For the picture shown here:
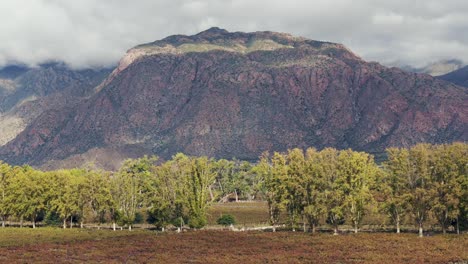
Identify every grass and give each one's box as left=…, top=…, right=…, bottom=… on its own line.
left=207, top=201, right=270, bottom=226
left=0, top=204, right=466, bottom=263
left=0, top=229, right=466, bottom=263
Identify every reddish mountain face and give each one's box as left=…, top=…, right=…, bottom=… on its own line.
left=1, top=28, right=467, bottom=169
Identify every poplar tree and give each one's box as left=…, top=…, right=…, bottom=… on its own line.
left=285, top=148, right=306, bottom=231
left=254, top=152, right=283, bottom=232
left=382, top=148, right=411, bottom=234
left=112, top=156, right=156, bottom=230
left=338, top=149, right=376, bottom=233
left=0, top=162, right=12, bottom=227
left=430, top=144, right=465, bottom=234
left=8, top=167, right=47, bottom=228
left=320, top=148, right=345, bottom=235
left=184, top=156, right=216, bottom=228
left=407, top=144, right=433, bottom=237
left=303, top=148, right=327, bottom=234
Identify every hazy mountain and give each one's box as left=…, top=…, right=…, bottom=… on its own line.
left=438, top=65, right=468, bottom=88
left=396, top=59, right=465, bottom=76
left=0, top=63, right=112, bottom=146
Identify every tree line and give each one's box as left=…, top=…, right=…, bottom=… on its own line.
left=256, top=143, right=467, bottom=236
left=0, top=143, right=466, bottom=236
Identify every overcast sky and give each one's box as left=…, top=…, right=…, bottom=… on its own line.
left=1, top=0, right=467, bottom=69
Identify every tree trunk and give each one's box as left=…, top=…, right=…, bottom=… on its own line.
left=442, top=225, right=446, bottom=235
left=456, top=217, right=460, bottom=235
left=2, top=218, right=5, bottom=228
left=418, top=223, right=423, bottom=237
left=32, top=215, right=36, bottom=229
left=333, top=226, right=338, bottom=235
left=20, top=217, right=23, bottom=228
left=128, top=225, right=132, bottom=231
left=235, top=190, right=239, bottom=202
left=80, top=221, right=83, bottom=229
left=303, top=220, right=306, bottom=233
left=113, top=222, right=116, bottom=231
left=70, top=216, right=73, bottom=229
left=162, top=227, right=165, bottom=232
left=209, top=186, right=214, bottom=202
left=63, top=218, right=67, bottom=229
left=312, top=223, right=316, bottom=234
left=354, top=221, right=358, bottom=233
left=272, top=225, right=276, bottom=232
left=396, top=214, right=401, bottom=234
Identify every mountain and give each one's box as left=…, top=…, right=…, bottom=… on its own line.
left=0, top=28, right=466, bottom=169
left=0, top=63, right=112, bottom=146
left=396, top=59, right=465, bottom=76
left=438, top=65, right=468, bottom=88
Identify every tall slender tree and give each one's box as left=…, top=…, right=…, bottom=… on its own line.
left=0, top=162, right=12, bottom=227
left=338, top=149, right=376, bottom=233
left=382, top=148, right=411, bottom=234
left=407, top=144, right=433, bottom=237
left=303, top=148, right=327, bottom=234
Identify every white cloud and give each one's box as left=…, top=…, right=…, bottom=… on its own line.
left=0, top=0, right=467, bottom=68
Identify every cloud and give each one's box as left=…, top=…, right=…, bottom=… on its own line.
left=0, top=0, right=467, bottom=68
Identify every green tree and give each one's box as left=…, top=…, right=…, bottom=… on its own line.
left=285, top=148, right=307, bottom=231
left=0, top=161, right=12, bottom=227
left=183, top=156, right=216, bottom=228
left=112, top=156, right=156, bottom=230
left=430, top=143, right=465, bottom=234
left=450, top=143, right=468, bottom=233
left=254, top=152, right=283, bottom=232
left=49, top=170, right=83, bottom=229
left=147, top=156, right=188, bottom=230
left=215, top=159, right=254, bottom=203
left=320, top=148, right=345, bottom=235
left=8, top=167, right=48, bottom=228
left=382, top=148, right=411, bottom=234
left=86, top=170, right=114, bottom=229
left=303, top=148, right=327, bottom=234
left=338, top=149, right=376, bottom=233
left=407, top=144, right=433, bottom=237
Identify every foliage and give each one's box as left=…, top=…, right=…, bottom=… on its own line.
left=216, top=214, right=236, bottom=226
left=0, top=142, right=466, bottom=237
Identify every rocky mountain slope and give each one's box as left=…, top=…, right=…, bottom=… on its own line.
left=438, top=65, right=468, bottom=88
left=0, top=63, right=111, bottom=146
left=0, top=28, right=466, bottom=169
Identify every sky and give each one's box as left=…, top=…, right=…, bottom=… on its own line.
left=1, top=0, right=467, bottom=69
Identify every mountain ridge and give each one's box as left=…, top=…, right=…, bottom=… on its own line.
left=0, top=28, right=466, bottom=170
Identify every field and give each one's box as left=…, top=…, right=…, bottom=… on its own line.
left=1, top=202, right=467, bottom=263
left=0, top=228, right=467, bottom=263
left=207, top=201, right=270, bottom=226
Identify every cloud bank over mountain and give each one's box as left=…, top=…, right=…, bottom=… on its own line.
left=1, top=0, right=467, bottom=68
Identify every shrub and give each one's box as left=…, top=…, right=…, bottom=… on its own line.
left=188, top=215, right=207, bottom=229
left=216, top=214, right=236, bottom=226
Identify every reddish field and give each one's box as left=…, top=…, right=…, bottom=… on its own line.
left=0, top=229, right=466, bottom=263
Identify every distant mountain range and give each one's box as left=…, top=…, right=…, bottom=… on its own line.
left=0, top=28, right=466, bottom=169
left=438, top=65, right=468, bottom=88
left=395, top=59, right=465, bottom=76
left=0, top=63, right=111, bottom=147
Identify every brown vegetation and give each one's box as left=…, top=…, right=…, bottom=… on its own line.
left=0, top=229, right=466, bottom=263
